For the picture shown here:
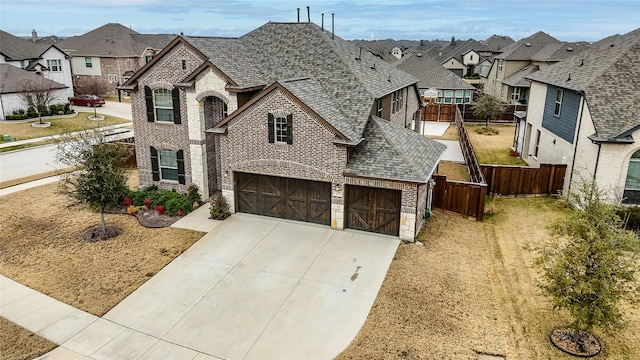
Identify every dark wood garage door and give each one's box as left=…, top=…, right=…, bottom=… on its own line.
left=235, top=172, right=331, bottom=225
left=346, top=185, right=401, bottom=236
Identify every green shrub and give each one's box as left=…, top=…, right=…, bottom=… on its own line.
left=187, top=184, right=201, bottom=204
left=26, top=106, right=38, bottom=118
left=165, top=196, right=193, bottom=216
left=210, top=195, right=231, bottom=220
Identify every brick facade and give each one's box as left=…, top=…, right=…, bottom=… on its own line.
left=130, top=43, right=205, bottom=194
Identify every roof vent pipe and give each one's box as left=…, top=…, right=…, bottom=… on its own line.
left=297, top=8, right=300, bottom=22
left=307, top=6, right=310, bottom=22
left=321, top=13, right=324, bottom=31
left=332, top=13, right=335, bottom=39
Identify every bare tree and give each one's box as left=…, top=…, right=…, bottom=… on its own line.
left=74, top=76, right=111, bottom=117
left=19, top=79, right=63, bottom=124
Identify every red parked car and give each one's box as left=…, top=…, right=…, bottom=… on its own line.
left=69, top=95, right=105, bottom=107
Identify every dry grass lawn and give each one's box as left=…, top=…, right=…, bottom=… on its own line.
left=0, top=181, right=204, bottom=316
left=0, top=318, right=56, bottom=360
left=0, top=112, right=129, bottom=142
left=436, top=161, right=470, bottom=182
left=338, top=197, right=640, bottom=359
left=467, top=124, right=527, bottom=166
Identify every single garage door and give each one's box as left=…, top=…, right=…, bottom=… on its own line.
left=235, top=172, right=331, bottom=225
left=346, top=185, right=401, bottom=236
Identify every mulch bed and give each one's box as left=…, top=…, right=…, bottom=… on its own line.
left=106, top=207, right=181, bottom=228
left=81, top=225, right=124, bottom=242
left=550, top=327, right=602, bottom=357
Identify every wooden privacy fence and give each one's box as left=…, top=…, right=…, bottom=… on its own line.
left=455, top=107, right=485, bottom=184
left=422, top=104, right=527, bottom=123
left=481, top=163, right=567, bottom=197
left=432, top=175, right=487, bottom=221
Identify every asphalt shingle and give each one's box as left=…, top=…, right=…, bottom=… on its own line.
left=0, top=64, right=67, bottom=94
left=527, top=28, right=640, bottom=140
left=346, top=117, right=446, bottom=182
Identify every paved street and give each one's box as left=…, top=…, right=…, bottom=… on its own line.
left=0, top=101, right=133, bottom=184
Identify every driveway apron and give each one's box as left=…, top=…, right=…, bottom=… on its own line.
left=63, top=214, right=399, bottom=360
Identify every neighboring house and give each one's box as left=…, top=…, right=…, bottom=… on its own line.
left=394, top=52, right=475, bottom=104
left=0, top=64, right=68, bottom=120
left=420, top=38, right=490, bottom=77
left=482, top=34, right=515, bottom=56
left=356, top=39, right=408, bottom=62
left=481, top=31, right=589, bottom=104
left=0, top=30, right=73, bottom=100
left=122, top=22, right=446, bottom=241
left=58, top=23, right=174, bottom=96
left=520, top=27, right=640, bottom=204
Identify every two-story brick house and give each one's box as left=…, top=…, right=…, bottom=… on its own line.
left=122, top=22, right=445, bottom=241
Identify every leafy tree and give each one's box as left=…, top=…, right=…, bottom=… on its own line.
left=472, top=94, right=505, bottom=129
left=536, top=181, right=640, bottom=348
left=57, top=130, right=130, bottom=235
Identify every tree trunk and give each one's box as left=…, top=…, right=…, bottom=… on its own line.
left=100, top=210, right=106, bottom=232
left=94, top=106, right=98, bottom=118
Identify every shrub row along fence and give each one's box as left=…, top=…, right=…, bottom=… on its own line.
left=422, top=103, right=527, bottom=123
left=430, top=107, right=566, bottom=221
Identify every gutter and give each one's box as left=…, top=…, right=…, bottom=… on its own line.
left=568, top=94, right=586, bottom=194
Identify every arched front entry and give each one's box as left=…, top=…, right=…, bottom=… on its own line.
left=202, top=96, right=227, bottom=197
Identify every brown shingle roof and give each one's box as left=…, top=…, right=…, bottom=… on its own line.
left=0, top=64, right=67, bottom=94
left=58, top=23, right=175, bottom=57
left=527, top=28, right=640, bottom=140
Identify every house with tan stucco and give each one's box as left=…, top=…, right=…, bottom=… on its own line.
left=121, top=21, right=446, bottom=241
left=519, top=27, right=640, bottom=203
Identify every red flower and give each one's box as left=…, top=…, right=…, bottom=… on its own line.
left=122, top=197, right=133, bottom=206
left=177, top=209, right=185, bottom=217
left=155, top=205, right=165, bottom=215
left=144, top=198, right=152, bottom=208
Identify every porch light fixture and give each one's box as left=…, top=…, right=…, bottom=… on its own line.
left=224, top=170, right=230, bottom=178
left=334, top=183, right=342, bottom=191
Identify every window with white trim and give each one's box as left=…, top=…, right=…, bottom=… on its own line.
left=85, top=57, right=93, bottom=68
left=554, top=89, right=563, bottom=116
left=275, top=116, right=288, bottom=143
left=497, top=59, right=503, bottom=72
left=159, top=149, right=178, bottom=181
left=512, top=88, right=521, bottom=102
left=47, top=59, right=61, bottom=72
left=153, top=88, right=174, bottom=122
left=623, top=150, right=640, bottom=204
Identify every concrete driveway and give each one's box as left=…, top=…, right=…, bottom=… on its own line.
left=58, top=214, right=399, bottom=360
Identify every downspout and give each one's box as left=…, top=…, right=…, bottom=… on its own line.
left=592, top=143, right=601, bottom=184
left=404, top=87, right=409, bottom=128
left=567, top=94, right=586, bottom=195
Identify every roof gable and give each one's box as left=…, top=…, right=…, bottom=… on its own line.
left=212, top=80, right=352, bottom=140
left=0, top=30, right=52, bottom=60
left=394, top=53, right=474, bottom=90
left=527, top=28, right=640, bottom=140
left=496, top=31, right=561, bottom=61
left=58, top=23, right=174, bottom=57
left=345, top=116, right=446, bottom=182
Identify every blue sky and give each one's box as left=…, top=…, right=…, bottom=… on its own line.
left=1, top=0, right=638, bottom=42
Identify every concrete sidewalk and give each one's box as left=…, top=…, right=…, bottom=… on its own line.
left=2, top=206, right=399, bottom=360
left=0, top=122, right=133, bottom=149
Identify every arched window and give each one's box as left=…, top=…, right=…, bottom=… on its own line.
left=623, top=149, right=640, bottom=204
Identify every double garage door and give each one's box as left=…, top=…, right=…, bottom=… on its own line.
left=235, top=172, right=332, bottom=225
left=235, top=172, right=401, bottom=236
